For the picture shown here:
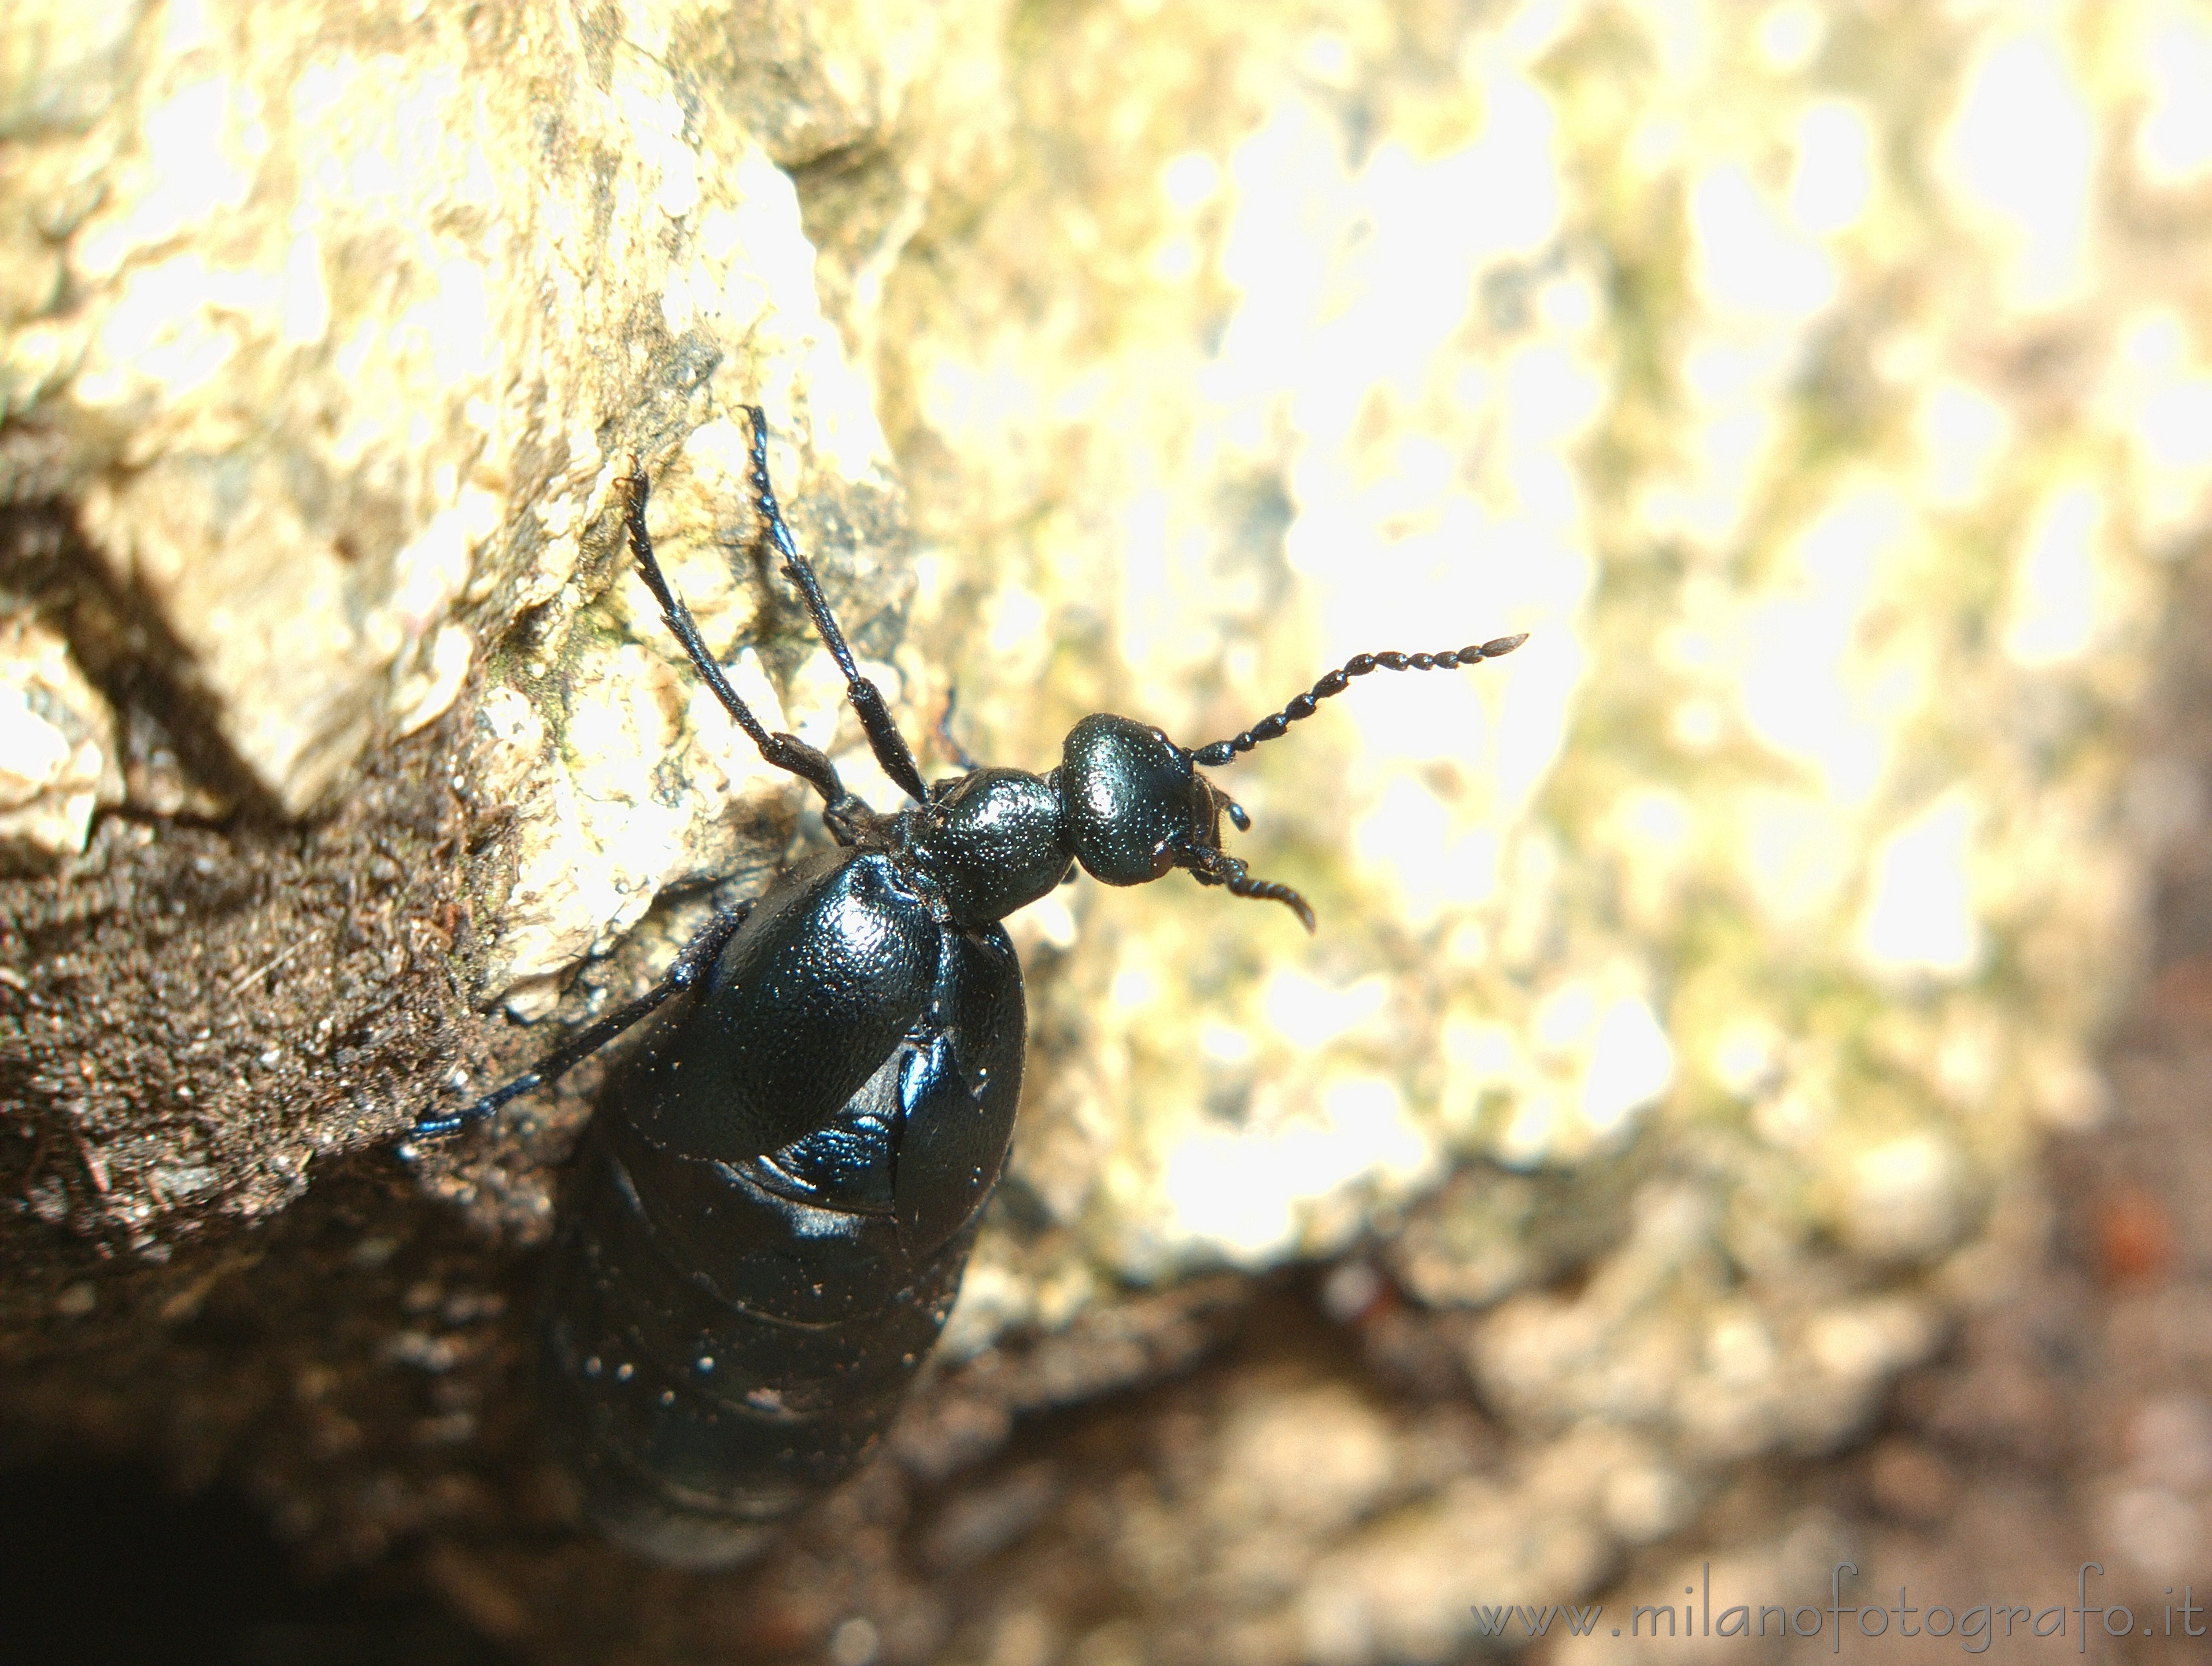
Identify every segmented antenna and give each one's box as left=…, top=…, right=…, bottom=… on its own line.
left=1180, top=841, right=1317, bottom=932
left=1190, top=635, right=1528, bottom=767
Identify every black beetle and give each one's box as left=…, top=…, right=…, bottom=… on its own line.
left=412, top=407, right=1525, bottom=1565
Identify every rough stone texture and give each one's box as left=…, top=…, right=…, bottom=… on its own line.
left=1, top=0, right=915, bottom=1014
left=0, top=0, right=926, bottom=1252
left=847, top=6, right=2210, bottom=1658
left=4, top=1, right=2212, bottom=1664
left=0, top=609, right=122, bottom=868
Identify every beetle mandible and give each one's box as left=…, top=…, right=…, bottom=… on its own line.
left=411, top=407, right=1526, bottom=1567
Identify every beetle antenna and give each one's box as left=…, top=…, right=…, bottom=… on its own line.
left=1179, top=841, right=1316, bottom=933
left=1189, top=633, right=1529, bottom=767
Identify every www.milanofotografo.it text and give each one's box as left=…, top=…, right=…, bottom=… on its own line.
left=1470, top=1562, right=2207, bottom=1651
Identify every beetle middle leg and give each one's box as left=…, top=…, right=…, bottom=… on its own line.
left=408, top=900, right=752, bottom=1139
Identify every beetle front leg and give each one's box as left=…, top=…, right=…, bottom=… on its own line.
left=408, top=901, right=754, bottom=1141
left=618, top=458, right=857, bottom=813
left=741, top=407, right=932, bottom=806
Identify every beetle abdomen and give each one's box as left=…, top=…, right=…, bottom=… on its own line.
left=541, top=1118, right=978, bottom=1567
left=541, top=913, right=1026, bottom=1567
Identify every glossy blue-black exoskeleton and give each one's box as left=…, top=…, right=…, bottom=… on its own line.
left=411, top=407, right=1526, bottom=1566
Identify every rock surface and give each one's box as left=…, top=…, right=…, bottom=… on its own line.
left=3, top=1, right=2210, bottom=1664
left=0, top=610, right=121, bottom=868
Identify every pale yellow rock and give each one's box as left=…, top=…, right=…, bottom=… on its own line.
left=1, top=0, right=921, bottom=1012
left=8, top=0, right=2212, bottom=1647
left=0, top=611, right=122, bottom=867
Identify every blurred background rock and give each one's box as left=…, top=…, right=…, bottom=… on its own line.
left=3, top=0, right=2210, bottom=1661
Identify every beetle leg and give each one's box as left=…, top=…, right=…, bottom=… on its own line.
left=616, top=459, right=856, bottom=813
left=934, top=681, right=984, bottom=775
left=408, top=901, right=754, bottom=1141
left=741, top=406, right=932, bottom=807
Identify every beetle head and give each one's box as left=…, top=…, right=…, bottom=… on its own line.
left=1057, top=713, right=1313, bottom=930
